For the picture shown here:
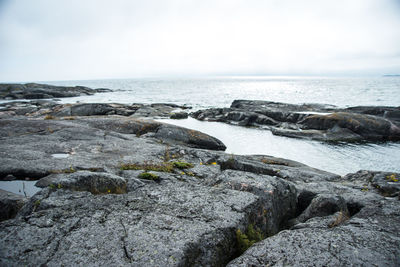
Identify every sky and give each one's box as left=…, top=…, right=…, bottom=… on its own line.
left=0, top=0, right=399, bottom=82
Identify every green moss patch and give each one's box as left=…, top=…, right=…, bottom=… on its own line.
left=261, top=158, right=289, bottom=166
left=138, top=172, right=160, bottom=181
left=236, top=224, right=264, bottom=254
left=120, top=161, right=194, bottom=172
left=172, top=161, right=194, bottom=169
left=120, top=162, right=174, bottom=172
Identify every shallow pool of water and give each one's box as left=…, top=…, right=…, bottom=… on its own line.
left=158, top=118, right=400, bottom=176
left=51, top=153, right=70, bottom=159
left=0, top=180, right=41, bottom=197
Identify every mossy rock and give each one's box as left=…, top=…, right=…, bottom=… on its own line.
left=120, top=162, right=174, bottom=172
left=236, top=224, right=264, bottom=254
left=138, top=172, right=160, bottom=181
left=172, top=161, right=194, bottom=169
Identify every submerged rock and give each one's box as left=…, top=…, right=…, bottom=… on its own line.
left=192, top=100, right=400, bottom=142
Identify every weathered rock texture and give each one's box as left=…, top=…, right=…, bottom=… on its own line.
left=0, top=115, right=295, bottom=266
left=192, top=100, right=400, bottom=142
left=227, top=168, right=400, bottom=266
left=0, top=114, right=399, bottom=266
left=0, top=92, right=399, bottom=266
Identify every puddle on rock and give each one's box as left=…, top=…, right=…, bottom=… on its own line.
left=51, top=153, right=70, bottom=159
left=0, top=180, right=41, bottom=197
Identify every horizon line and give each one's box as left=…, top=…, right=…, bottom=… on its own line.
left=2, top=73, right=398, bottom=84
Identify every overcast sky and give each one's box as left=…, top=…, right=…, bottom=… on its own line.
left=0, top=0, right=399, bottom=82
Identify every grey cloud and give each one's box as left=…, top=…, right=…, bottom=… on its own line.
left=0, top=0, right=399, bottom=81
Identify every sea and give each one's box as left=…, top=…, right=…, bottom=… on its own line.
left=2, top=76, right=400, bottom=196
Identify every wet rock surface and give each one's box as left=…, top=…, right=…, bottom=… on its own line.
left=0, top=87, right=399, bottom=266
left=192, top=99, right=400, bottom=142
left=0, top=83, right=111, bottom=100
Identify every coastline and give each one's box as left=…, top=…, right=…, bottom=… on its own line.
left=0, top=83, right=399, bottom=266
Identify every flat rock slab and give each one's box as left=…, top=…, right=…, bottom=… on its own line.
left=0, top=117, right=225, bottom=182
left=0, top=181, right=259, bottom=266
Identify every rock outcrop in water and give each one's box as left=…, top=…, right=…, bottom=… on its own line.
left=0, top=87, right=399, bottom=266
left=0, top=83, right=112, bottom=100
left=192, top=100, right=400, bottom=142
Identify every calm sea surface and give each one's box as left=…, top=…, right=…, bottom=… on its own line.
left=2, top=76, right=400, bottom=195
left=48, top=76, right=400, bottom=109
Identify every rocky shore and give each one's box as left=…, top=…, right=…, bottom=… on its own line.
left=0, top=83, right=112, bottom=100
left=0, top=84, right=399, bottom=266
left=192, top=100, right=400, bottom=142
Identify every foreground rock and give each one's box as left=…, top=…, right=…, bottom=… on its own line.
left=229, top=199, right=400, bottom=266
left=0, top=83, right=112, bottom=100
left=192, top=100, right=400, bottom=142
left=225, top=162, right=400, bottom=266
left=0, top=109, right=399, bottom=266
left=0, top=115, right=290, bottom=266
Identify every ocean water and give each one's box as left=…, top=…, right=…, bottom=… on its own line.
left=2, top=76, right=400, bottom=196
left=47, top=76, right=400, bottom=109
left=158, top=117, right=400, bottom=175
